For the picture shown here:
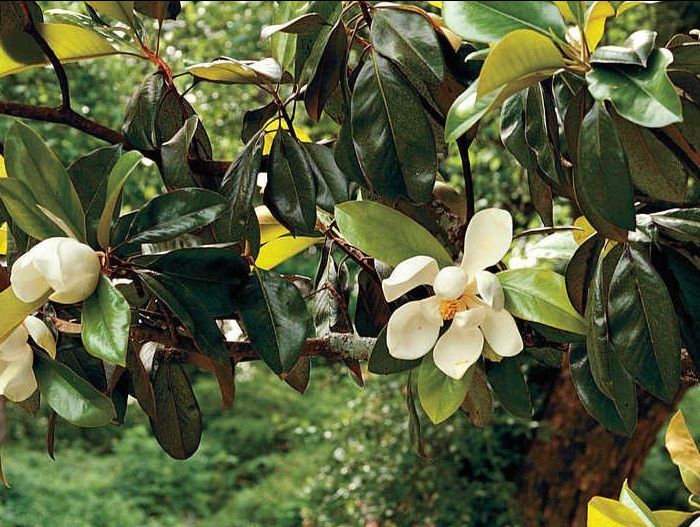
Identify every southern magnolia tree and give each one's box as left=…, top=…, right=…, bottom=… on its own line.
left=0, top=0, right=699, bottom=525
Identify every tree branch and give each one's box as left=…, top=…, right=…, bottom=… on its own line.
left=0, top=101, right=122, bottom=143
left=19, top=0, right=71, bottom=110
left=130, top=326, right=375, bottom=364
left=0, top=100, right=231, bottom=178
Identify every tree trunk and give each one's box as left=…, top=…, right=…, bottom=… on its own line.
left=520, top=360, right=687, bottom=527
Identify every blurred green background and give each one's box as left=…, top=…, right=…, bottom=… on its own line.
left=1, top=2, right=699, bottom=526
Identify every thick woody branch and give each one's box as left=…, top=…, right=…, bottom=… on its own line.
left=0, top=101, right=123, bottom=143
left=0, top=101, right=230, bottom=178
left=130, top=326, right=375, bottom=364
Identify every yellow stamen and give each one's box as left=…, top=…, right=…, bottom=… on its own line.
left=439, top=295, right=470, bottom=320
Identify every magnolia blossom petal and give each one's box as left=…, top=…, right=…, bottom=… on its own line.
left=387, top=297, right=442, bottom=360
left=0, top=345, right=36, bottom=402
left=433, top=266, right=469, bottom=300
left=31, top=238, right=101, bottom=304
left=382, top=256, right=439, bottom=302
left=23, top=316, right=56, bottom=359
left=461, top=208, right=513, bottom=276
left=433, top=317, right=484, bottom=379
left=475, top=270, right=505, bottom=311
left=10, top=252, right=52, bottom=303
left=0, top=324, right=29, bottom=361
left=480, top=308, right=523, bottom=358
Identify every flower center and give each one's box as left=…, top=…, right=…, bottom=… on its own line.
left=439, top=294, right=470, bottom=320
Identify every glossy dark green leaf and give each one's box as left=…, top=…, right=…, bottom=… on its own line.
left=155, top=84, right=212, bottom=159
left=418, top=354, right=473, bottom=425
left=150, top=361, right=202, bottom=460
left=528, top=170, right=553, bottom=227
left=351, top=52, right=437, bottom=203
left=585, top=247, right=637, bottom=436
left=524, top=84, right=565, bottom=188
left=591, top=30, right=656, bottom=66
left=651, top=208, right=700, bottom=244
left=304, top=19, right=346, bottom=121
left=608, top=245, right=681, bottom=402
left=85, top=1, right=134, bottom=26
left=371, top=8, right=444, bottom=84
left=263, top=130, right=317, bottom=235
left=34, top=353, right=116, bottom=428
left=57, top=335, right=108, bottom=392
left=0, top=2, right=42, bottom=42
left=612, top=112, right=687, bottom=203
left=96, top=150, right=142, bottom=249
left=123, top=73, right=211, bottom=158
left=220, top=132, right=265, bottom=241
left=0, top=178, right=63, bottom=239
left=443, top=1, right=566, bottom=43
left=575, top=102, right=636, bottom=240
left=123, top=73, right=165, bottom=150
left=68, top=145, right=123, bottom=248
left=570, top=344, right=635, bottom=436
left=283, top=355, right=311, bottom=394
left=313, top=253, right=351, bottom=335
left=241, top=102, right=276, bottom=143
left=354, top=269, right=392, bottom=338
left=334, top=120, right=366, bottom=186
left=565, top=235, right=600, bottom=316
left=486, top=357, right=532, bottom=418
left=236, top=268, right=310, bottom=374
left=302, top=143, right=349, bottom=212
left=140, top=247, right=249, bottom=318
left=262, top=12, right=328, bottom=39
left=139, top=271, right=228, bottom=362
left=406, top=371, right=427, bottom=458
left=334, top=200, right=453, bottom=267
left=586, top=49, right=683, bottom=128
left=501, top=90, right=537, bottom=171
left=368, top=327, right=421, bottom=375
left=134, top=1, right=181, bottom=21
left=81, top=275, right=131, bottom=366
left=3, top=121, right=85, bottom=240
left=663, top=248, right=700, bottom=369
left=126, top=346, right=156, bottom=419
left=160, top=116, right=199, bottom=189
left=294, top=1, right=341, bottom=79
left=127, top=188, right=227, bottom=243
left=461, top=367, right=493, bottom=428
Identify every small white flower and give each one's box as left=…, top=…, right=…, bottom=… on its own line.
left=11, top=237, right=102, bottom=304
left=382, top=208, right=523, bottom=379
left=0, top=316, right=56, bottom=402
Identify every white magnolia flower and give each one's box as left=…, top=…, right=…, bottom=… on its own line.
left=11, top=237, right=102, bottom=304
left=382, top=209, right=523, bottom=379
left=0, top=316, right=56, bottom=402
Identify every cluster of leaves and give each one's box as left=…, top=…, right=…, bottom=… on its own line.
left=0, top=0, right=698, bottom=482
left=588, top=410, right=700, bottom=526
left=438, top=1, right=700, bottom=439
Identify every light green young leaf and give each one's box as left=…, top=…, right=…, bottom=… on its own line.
left=97, top=150, right=142, bottom=249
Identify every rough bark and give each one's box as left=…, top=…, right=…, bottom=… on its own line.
left=520, top=362, right=687, bottom=527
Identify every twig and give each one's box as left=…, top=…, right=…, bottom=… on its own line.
left=19, top=0, right=71, bottom=110
left=358, top=1, right=373, bottom=28
left=513, top=226, right=583, bottom=240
